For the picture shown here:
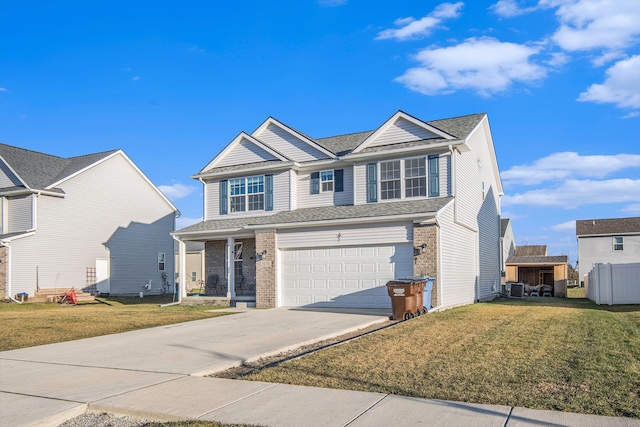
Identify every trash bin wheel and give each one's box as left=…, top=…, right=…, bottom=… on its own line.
left=404, top=312, right=414, bottom=320
left=421, top=307, right=427, bottom=315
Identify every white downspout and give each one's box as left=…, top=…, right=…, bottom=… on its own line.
left=2, top=241, right=21, bottom=304
left=162, top=236, right=185, bottom=307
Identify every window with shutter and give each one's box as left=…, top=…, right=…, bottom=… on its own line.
left=366, top=163, right=378, bottom=203
left=428, top=155, right=440, bottom=197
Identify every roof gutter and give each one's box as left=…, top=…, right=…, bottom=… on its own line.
left=247, top=212, right=438, bottom=231
left=342, top=140, right=469, bottom=161
left=162, top=235, right=185, bottom=307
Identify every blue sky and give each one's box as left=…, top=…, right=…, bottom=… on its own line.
left=1, top=0, right=638, bottom=265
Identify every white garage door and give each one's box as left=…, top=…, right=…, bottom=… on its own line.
left=280, top=244, right=413, bottom=308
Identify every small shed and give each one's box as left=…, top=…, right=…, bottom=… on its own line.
left=505, top=246, right=568, bottom=297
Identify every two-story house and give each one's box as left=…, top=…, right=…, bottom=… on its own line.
left=576, top=217, right=640, bottom=282
left=0, top=144, right=178, bottom=300
left=174, top=111, right=503, bottom=310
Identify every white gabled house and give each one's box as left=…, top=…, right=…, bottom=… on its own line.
left=174, top=111, right=504, bottom=310
left=0, top=144, right=178, bottom=300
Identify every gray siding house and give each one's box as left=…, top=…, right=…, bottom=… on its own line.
left=174, top=111, right=503, bottom=310
left=577, top=217, right=640, bottom=282
left=0, top=144, right=178, bottom=299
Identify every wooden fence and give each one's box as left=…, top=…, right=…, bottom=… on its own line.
left=586, top=263, right=640, bottom=305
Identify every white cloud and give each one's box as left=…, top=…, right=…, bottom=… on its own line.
left=547, top=220, right=576, bottom=232
left=132, top=76, right=141, bottom=81
left=545, top=52, right=570, bottom=68
left=158, top=183, right=198, bottom=200
left=490, top=0, right=538, bottom=17
left=501, top=152, right=640, bottom=185
left=549, top=0, right=640, bottom=52
left=376, top=2, right=463, bottom=41
left=621, top=204, right=640, bottom=214
left=0, top=87, right=7, bottom=92
left=591, top=50, right=625, bottom=67
left=623, top=111, right=640, bottom=119
left=502, top=178, right=640, bottom=208
left=396, top=37, right=547, bottom=96
left=578, top=55, right=640, bottom=109
left=176, top=216, right=203, bottom=230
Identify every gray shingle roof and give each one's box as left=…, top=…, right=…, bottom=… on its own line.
left=515, top=245, right=547, bottom=256
left=176, top=197, right=453, bottom=235
left=427, top=113, right=486, bottom=139
left=576, top=217, right=640, bottom=236
left=0, top=144, right=118, bottom=191
left=506, top=255, right=568, bottom=264
left=315, top=131, right=374, bottom=156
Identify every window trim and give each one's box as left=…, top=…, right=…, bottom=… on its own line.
left=227, top=175, right=265, bottom=213
left=158, top=253, right=166, bottom=272
left=320, top=170, right=334, bottom=192
left=375, top=156, right=437, bottom=201
left=613, top=236, right=624, bottom=251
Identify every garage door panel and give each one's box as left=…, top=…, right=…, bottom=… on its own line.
left=281, top=243, right=413, bottom=308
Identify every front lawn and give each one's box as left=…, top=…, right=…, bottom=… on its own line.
left=0, top=296, right=230, bottom=351
left=245, top=297, right=640, bottom=418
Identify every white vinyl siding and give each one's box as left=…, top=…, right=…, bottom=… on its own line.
left=215, top=138, right=280, bottom=168
left=8, top=153, right=176, bottom=296
left=0, top=161, right=22, bottom=187
left=296, top=168, right=353, bottom=209
left=205, top=170, right=290, bottom=219
left=354, top=153, right=449, bottom=205
left=289, top=170, right=297, bottom=210
left=278, top=222, right=413, bottom=249
left=7, top=194, right=33, bottom=232
left=367, top=117, right=440, bottom=148
left=438, top=202, right=477, bottom=308
left=253, top=123, right=330, bottom=162
left=280, top=243, right=414, bottom=308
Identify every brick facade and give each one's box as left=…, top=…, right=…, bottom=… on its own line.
left=0, top=246, right=7, bottom=300
left=413, top=223, right=439, bottom=308
left=255, top=231, right=276, bottom=308
left=204, top=238, right=257, bottom=298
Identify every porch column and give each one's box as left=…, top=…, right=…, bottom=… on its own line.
left=227, top=237, right=235, bottom=299
left=177, top=239, right=187, bottom=298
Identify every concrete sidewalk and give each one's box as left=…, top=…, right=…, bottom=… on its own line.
left=1, top=307, right=638, bottom=427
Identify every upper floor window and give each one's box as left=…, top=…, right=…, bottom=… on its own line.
left=310, top=169, right=344, bottom=194
left=320, top=170, right=334, bottom=192
left=369, top=156, right=437, bottom=203
left=613, top=236, right=624, bottom=251
left=380, top=161, right=401, bottom=200
left=220, top=175, right=273, bottom=215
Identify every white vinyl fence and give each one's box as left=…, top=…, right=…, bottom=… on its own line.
left=586, top=263, right=640, bottom=305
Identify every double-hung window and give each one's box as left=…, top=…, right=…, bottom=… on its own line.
left=613, top=236, right=624, bottom=251
left=404, top=158, right=426, bottom=197
left=229, top=178, right=246, bottom=212
left=320, top=170, right=334, bottom=192
left=380, top=160, right=401, bottom=200
left=247, top=176, right=264, bottom=211
left=229, top=176, right=264, bottom=212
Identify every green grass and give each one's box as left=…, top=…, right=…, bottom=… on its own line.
left=245, top=298, right=640, bottom=418
left=567, top=286, right=586, bottom=298
left=0, top=297, right=230, bottom=351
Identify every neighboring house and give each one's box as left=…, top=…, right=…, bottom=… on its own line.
left=175, top=241, right=205, bottom=291
left=174, top=110, right=503, bottom=310
left=505, top=245, right=568, bottom=293
left=576, top=217, right=640, bottom=283
left=500, top=218, right=516, bottom=284
left=0, top=144, right=178, bottom=300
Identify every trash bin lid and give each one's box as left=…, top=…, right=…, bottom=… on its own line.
left=387, top=280, right=414, bottom=285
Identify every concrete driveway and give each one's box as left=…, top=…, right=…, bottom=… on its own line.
left=1, top=307, right=389, bottom=376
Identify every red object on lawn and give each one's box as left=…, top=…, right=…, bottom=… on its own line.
left=60, top=289, right=77, bottom=305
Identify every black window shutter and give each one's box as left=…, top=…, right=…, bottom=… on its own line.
left=310, top=172, right=320, bottom=194
left=334, top=169, right=344, bottom=192
left=428, top=155, right=439, bottom=197
left=366, top=163, right=377, bottom=203
left=219, top=180, right=228, bottom=215
left=265, top=174, right=273, bottom=211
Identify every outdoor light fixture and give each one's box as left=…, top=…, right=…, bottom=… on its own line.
left=414, top=243, right=427, bottom=256
left=255, top=249, right=268, bottom=261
